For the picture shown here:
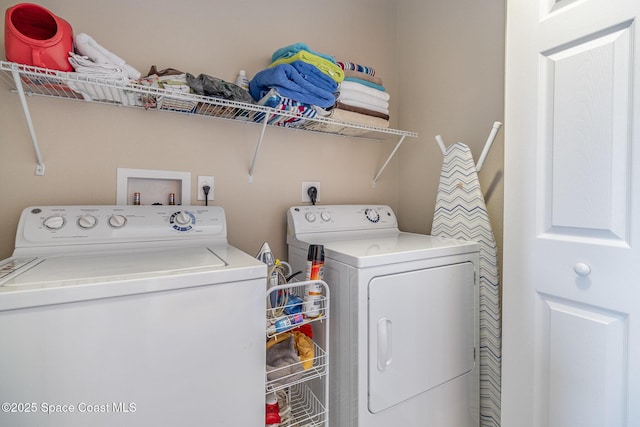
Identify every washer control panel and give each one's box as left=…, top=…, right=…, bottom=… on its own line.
left=15, top=205, right=227, bottom=250
left=287, top=205, right=398, bottom=235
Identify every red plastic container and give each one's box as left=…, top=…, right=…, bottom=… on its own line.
left=4, top=3, right=73, bottom=71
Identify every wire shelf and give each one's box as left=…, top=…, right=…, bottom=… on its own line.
left=266, top=339, right=328, bottom=393
left=0, top=60, right=417, bottom=183
left=0, top=61, right=416, bottom=138
left=286, top=383, right=328, bottom=427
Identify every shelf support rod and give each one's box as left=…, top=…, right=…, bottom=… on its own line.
left=372, top=135, right=406, bottom=188
left=248, top=112, right=272, bottom=183
left=12, top=69, right=45, bottom=175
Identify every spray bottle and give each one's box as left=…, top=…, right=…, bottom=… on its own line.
left=256, top=242, right=279, bottom=307
left=303, top=244, right=324, bottom=318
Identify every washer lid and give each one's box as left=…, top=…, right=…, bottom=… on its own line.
left=3, top=246, right=225, bottom=288
left=321, top=232, right=479, bottom=268
left=0, top=245, right=266, bottom=310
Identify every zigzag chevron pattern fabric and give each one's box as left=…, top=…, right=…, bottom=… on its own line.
left=431, top=142, right=501, bottom=427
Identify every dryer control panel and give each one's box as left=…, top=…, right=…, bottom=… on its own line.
left=287, top=205, right=399, bottom=235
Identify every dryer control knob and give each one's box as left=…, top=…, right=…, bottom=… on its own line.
left=365, top=208, right=380, bottom=223
left=43, top=215, right=65, bottom=230
left=321, top=212, right=331, bottom=222
left=77, top=214, right=97, bottom=229
left=108, top=214, right=127, bottom=228
left=305, top=212, right=316, bottom=222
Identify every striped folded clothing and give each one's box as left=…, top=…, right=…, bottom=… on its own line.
left=336, top=61, right=376, bottom=76
left=253, top=89, right=318, bottom=128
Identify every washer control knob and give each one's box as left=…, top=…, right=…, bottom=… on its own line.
left=320, top=212, right=332, bottom=222
left=108, top=214, right=127, bottom=228
left=174, top=211, right=192, bottom=226
left=365, top=208, right=380, bottom=223
left=77, top=214, right=97, bottom=229
left=305, top=212, right=317, bottom=222
left=43, top=215, right=65, bottom=230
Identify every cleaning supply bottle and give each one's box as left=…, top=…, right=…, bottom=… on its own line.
left=265, top=391, right=281, bottom=426
left=303, top=244, right=324, bottom=318
left=257, top=242, right=279, bottom=308
left=267, top=313, right=304, bottom=334
left=235, top=69, right=249, bottom=90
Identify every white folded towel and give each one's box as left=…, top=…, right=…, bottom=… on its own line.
left=74, top=33, right=141, bottom=80
left=338, top=80, right=390, bottom=101
left=337, top=80, right=390, bottom=113
left=68, top=52, right=128, bottom=79
left=337, top=91, right=389, bottom=111
left=67, top=52, right=138, bottom=105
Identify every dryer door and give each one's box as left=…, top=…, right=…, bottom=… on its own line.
left=368, top=262, right=476, bottom=413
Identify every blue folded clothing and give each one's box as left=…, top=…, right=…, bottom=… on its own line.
left=249, top=63, right=337, bottom=108
left=289, top=60, right=338, bottom=93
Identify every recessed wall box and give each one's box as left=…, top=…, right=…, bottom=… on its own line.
left=116, top=168, right=191, bottom=206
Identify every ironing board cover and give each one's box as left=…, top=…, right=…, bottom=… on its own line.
left=431, top=142, right=501, bottom=427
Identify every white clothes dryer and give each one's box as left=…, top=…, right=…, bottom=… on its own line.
left=0, top=205, right=267, bottom=427
left=287, top=205, right=480, bottom=427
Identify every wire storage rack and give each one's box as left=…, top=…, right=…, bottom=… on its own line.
left=266, top=281, right=329, bottom=427
left=0, top=61, right=417, bottom=183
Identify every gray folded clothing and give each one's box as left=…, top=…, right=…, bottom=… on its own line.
left=186, top=73, right=254, bottom=103
left=266, top=334, right=304, bottom=386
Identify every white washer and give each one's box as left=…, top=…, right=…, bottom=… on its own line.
left=0, top=205, right=266, bottom=427
left=287, top=205, right=480, bottom=427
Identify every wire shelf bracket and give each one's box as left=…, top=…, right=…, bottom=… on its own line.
left=11, top=68, right=45, bottom=175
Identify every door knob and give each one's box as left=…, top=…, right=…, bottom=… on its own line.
left=573, top=262, right=591, bottom=277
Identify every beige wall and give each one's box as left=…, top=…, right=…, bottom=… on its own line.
left=396, top=0, right=505, bottom=270
left=0, top=0, right=505, bottom=266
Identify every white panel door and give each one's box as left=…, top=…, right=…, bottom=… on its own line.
left=503, top=0, right=640, bottom=426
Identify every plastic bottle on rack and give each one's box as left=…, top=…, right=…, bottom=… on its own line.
left=257, top=242, right=278, bottom=307
left=235, top=69, right=249, bottom=90
left=265, top=391, right=281, bottom=426
left=303, top=244, right=324, bottom=318
left=267, top=313, right=304, bottom=335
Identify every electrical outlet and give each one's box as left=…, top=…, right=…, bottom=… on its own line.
left=301, top=181, right=320, bottom=203
left=197, top=176, right=214, bottom=201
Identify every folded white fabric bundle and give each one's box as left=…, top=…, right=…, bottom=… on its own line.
left=68, top=52, right=129, bottom=79
left=74, top=33, right=141, bottom=80
left=67, top=52, right=138, bottom=105
left=66, top=79, right=138, bottom=106
left=337, top=80, right=390, bottom=115
left=337, top=91, right=389, bottom=111
left=338, top=80, right=390, bottom=101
